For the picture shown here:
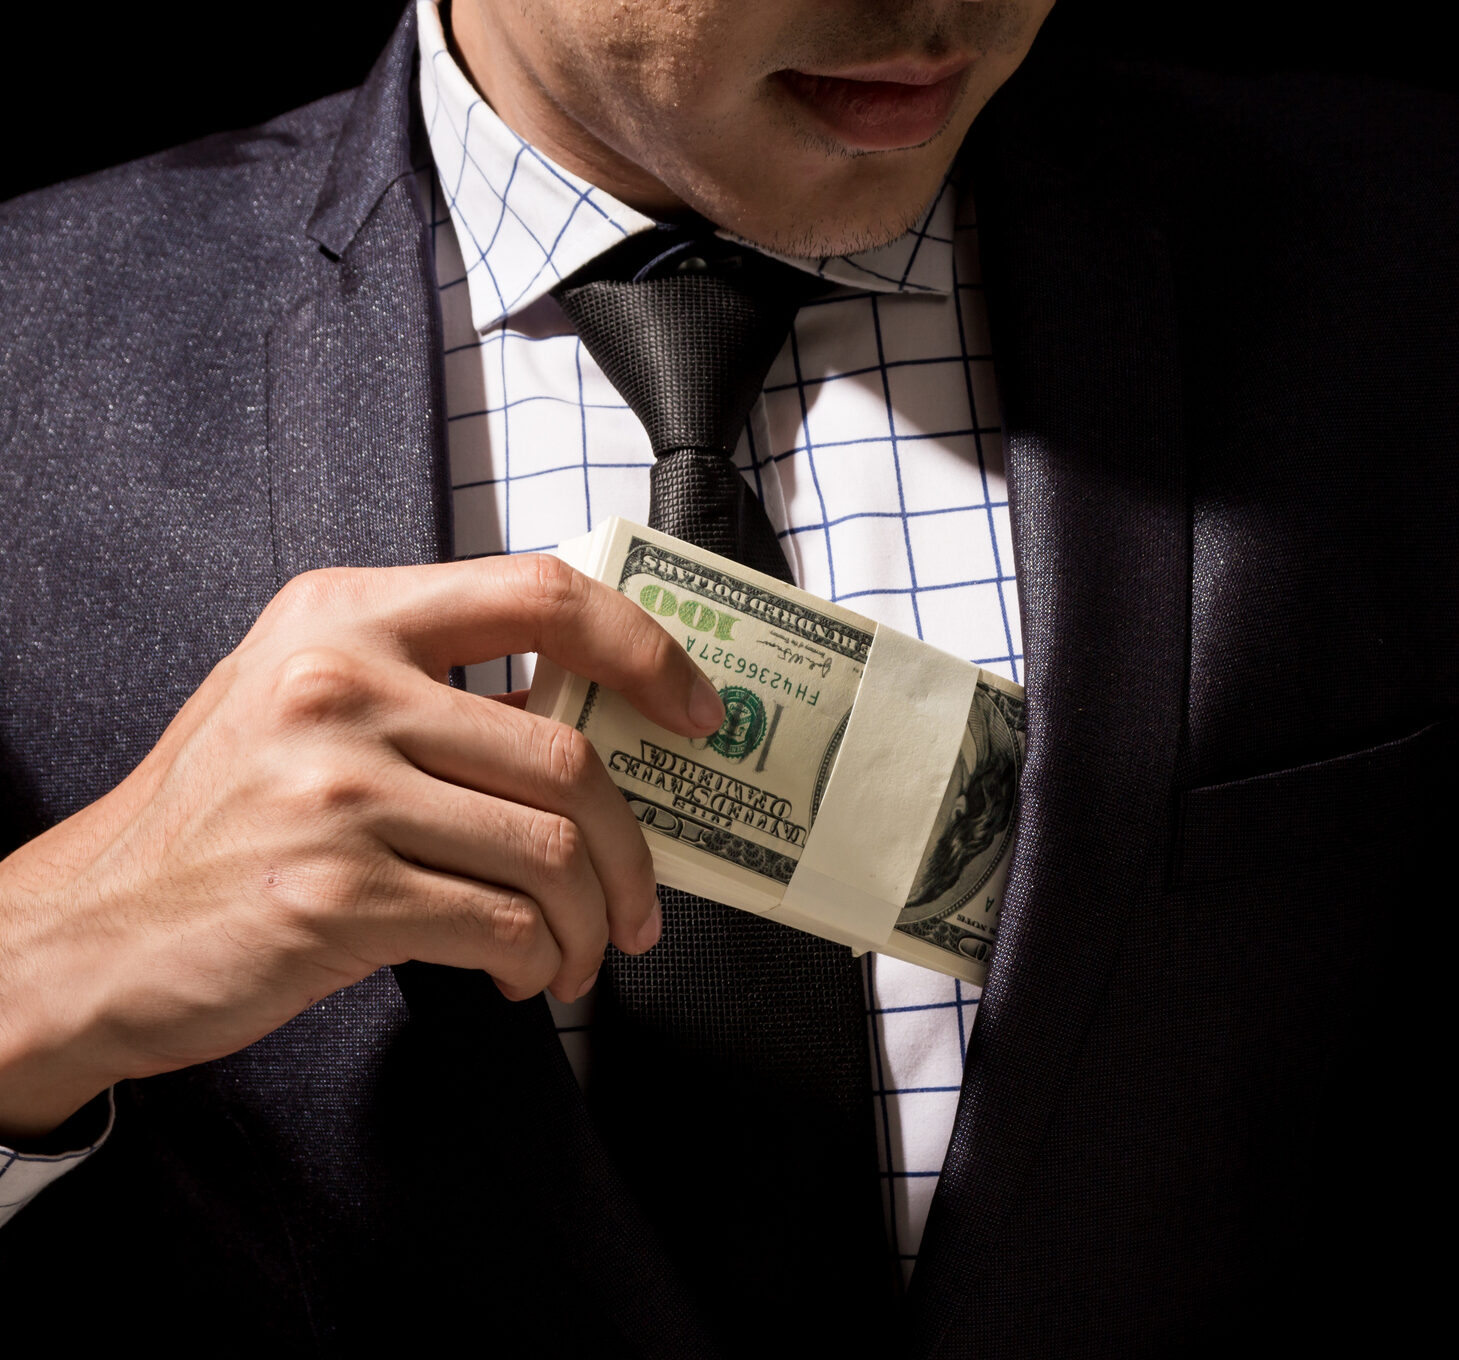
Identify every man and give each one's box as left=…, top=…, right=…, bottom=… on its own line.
left=0, top=0, right=1452, bottom=1353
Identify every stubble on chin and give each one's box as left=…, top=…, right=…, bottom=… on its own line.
left=755, top=181, right=947, bottom=260
left=692, top=114, right=965, bottom=261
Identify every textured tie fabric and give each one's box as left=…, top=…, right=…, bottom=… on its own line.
left=553, top=230, right=896, bottom=1351
left=555, top=230, right=811, bottom=572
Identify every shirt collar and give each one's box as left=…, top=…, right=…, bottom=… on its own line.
left=416, top=0, right=955, bottom=336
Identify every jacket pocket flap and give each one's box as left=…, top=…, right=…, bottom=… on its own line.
left=1174, top=720, right=1448, bottom=887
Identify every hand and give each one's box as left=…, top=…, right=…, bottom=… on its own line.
left=0, top=556, right=724, bottom=1141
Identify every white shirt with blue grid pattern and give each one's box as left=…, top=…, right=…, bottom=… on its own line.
left=417, top=0, right=1022, bottom=1283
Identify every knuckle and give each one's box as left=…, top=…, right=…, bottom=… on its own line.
left=282, top=760, right=375, bottom=819
left=528, top=811, right=584, bottom=885
left=540, top=722, right=597, bottom=794
left=274, top=567, right=354, bottom=617
left=517, top=553, right=586, bottom=622
left=271, top=647, right=368, bottom=724
left=487, top=891, right=545, bottom=958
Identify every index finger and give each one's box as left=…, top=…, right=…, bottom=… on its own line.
left=371, top=555, right=725, bottom=737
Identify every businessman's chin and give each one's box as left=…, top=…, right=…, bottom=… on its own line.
left=691, top=122, right=965, bottom=260
left=561, top=71, right=980, bottom=262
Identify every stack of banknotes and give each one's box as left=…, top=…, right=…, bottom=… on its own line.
left=527, top=518, right=1026, bottom=985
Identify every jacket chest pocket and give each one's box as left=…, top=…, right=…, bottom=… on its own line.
left=1172, top=720, right=1446, bottom=888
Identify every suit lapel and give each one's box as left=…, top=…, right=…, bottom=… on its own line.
left=266, top=187, right=449, bottom=580
left=267, top=3, right=447, bottom=582
left=263, top=10, right=714, bottom=1349
left=905, top=62, right=1192, bottom=1355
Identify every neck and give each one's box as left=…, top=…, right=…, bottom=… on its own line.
left=447, top=2, right=689, bottom=219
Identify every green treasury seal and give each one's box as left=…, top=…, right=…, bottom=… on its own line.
left=710, top=686, right=767, bottom=761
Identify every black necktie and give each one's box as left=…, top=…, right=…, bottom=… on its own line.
left=554, top=229, right=895, bottom=1350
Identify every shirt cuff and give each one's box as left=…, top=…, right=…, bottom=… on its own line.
left=0, top=1088, right=115, bottom=1228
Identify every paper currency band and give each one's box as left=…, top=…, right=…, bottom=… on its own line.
left=772, top=623, right=978, bottom=954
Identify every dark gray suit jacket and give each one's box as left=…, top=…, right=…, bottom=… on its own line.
left=1, top=7, right=1453, bottom=1355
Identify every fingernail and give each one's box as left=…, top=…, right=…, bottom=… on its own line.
left=635, top=897, right=663, bottom=953
left=688, top=674, right=724, bottom=731
left=575, top=970, right=600, bottom=1000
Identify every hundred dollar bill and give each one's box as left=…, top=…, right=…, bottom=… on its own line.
left=881, top=670, right=1026, bottom=984
left=532, top=518, right=873, bottom=916
left=528, top=518, right=1025, bottom=983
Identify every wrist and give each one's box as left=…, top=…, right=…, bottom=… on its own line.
left=0, top=1087, right=113, bottom=1155
left=0, top=1010, right=118, bottom=1144
left=0, top=865, right=128, bottom=1143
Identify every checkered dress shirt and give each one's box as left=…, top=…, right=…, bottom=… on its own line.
left=415, top=0, right=1022, bottom=1282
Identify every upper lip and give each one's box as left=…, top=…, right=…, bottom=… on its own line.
left=782, top=54, right=972, bottom=87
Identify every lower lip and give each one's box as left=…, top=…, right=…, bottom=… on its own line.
left=776, top=67, right=969, bottom=152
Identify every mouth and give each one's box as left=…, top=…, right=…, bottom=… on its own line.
left=774, top=55, right=973, bottom=153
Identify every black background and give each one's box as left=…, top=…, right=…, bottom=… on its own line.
left=3, top=2, right=1455, bottom=203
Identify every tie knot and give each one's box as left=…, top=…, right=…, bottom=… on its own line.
left=553, top=229, right=827, bottom=463
left=621, top=231, right=749, bottom=284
